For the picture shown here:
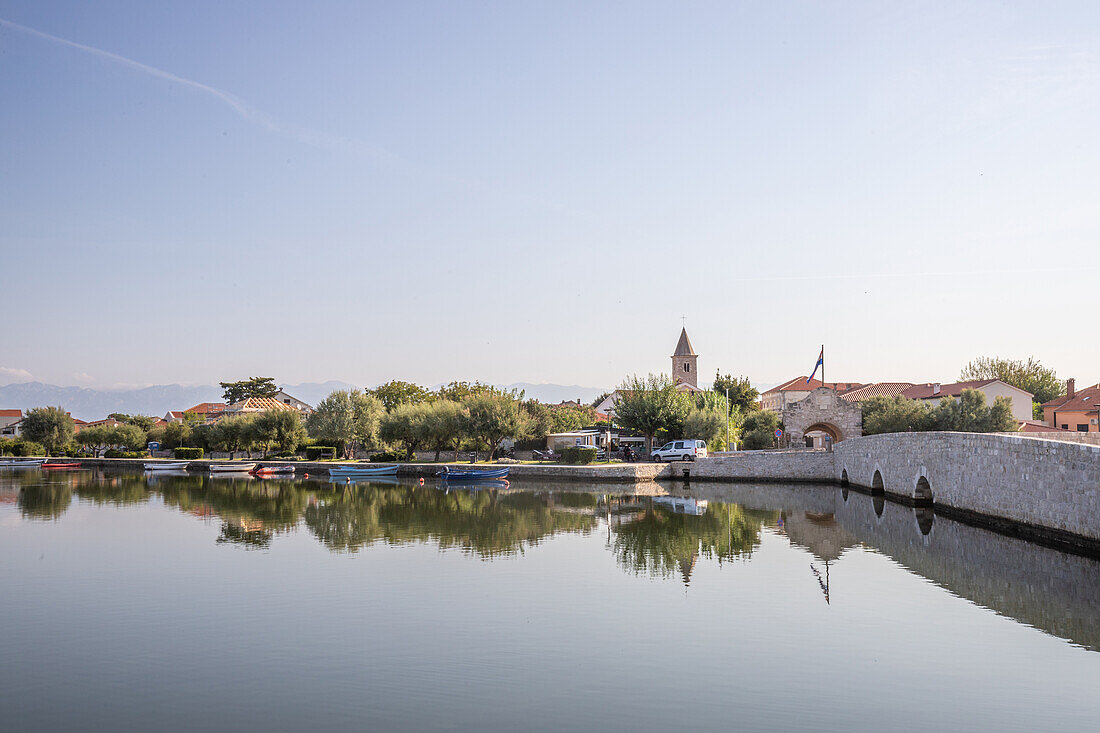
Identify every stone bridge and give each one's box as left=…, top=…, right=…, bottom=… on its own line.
left=832, top=432, right=1100, bottom=546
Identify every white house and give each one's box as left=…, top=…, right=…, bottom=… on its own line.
left=273, top=390, right=314, bottom=415
left=900, top=379, right=1033, bottom=422
left=1, top=409, right=22, bottom=438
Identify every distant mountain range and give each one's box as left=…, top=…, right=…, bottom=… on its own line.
left=0, top=381, right=609, bottom=421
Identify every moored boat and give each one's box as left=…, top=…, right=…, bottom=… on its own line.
left=0, top=458, right=46, bottom=468
left=145, top=461, right=191, bottom=471
left=208, top=462, right=257, bottom=473
left=437, top=466, right=509, bottom=481
left=327, top=465, right=399, bottom=477
left=42, top=462, right=81, bottom=470
left=253, top=465, right=296, bottom=475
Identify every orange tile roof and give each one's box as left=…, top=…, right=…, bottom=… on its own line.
left=1017, top=420, right=1074, bottom=433
left=184, top=402, right=226, bottom=414
left=0, top=409, right=23, bottom=418
left=901, top=380, right=1002, bottom=400
left=762, top=377, right=865, bottom=395
left=839, top=383, right=916, bottom=401
left=1041, top=383, right=1100, bottom=413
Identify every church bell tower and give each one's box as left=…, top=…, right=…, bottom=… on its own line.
left=672, top=327, right=698, bottom=389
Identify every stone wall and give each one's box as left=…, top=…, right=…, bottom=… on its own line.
left=1004, top=431, right=1100, bottom=447
left=782, top=387, right=862, bottom=447
left=833, top=432, right=1100, bottom=544
left=670, top=449, right=835, bottom=483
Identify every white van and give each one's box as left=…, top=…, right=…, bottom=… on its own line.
left=651, top=439, right=708, bottom=462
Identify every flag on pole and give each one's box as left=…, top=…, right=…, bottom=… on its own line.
left=807, top=347, right=824, bottom=384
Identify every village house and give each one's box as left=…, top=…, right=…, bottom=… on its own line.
left=272, top=389, right=314, bottom=415
left=760, top=378, right=865, bottom=413
left=837, top=379, right=1033, bottom=422
left=0, top=409, right=22, bottom=438
left=1041, top=379, right=1100, bottom=432
left=224, top=397, right=297, bottom=415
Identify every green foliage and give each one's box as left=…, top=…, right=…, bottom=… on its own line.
left=161, top=422, right=192, bottom=450
left=379, top=402, right=435, bottom=458
left=960, top=356, right=1064, bottom=405
left=20, top=406, right=75, bottom=455
left=463, top=392, right=532, bottom=459
left=712, top=371, right=760, bottom=413
left=209, top=414, right=256, bottom=455
left=684, top=407, right=728, bottom=450
left=367, top=380, right=433, bottom=412
left=306, top=390, right=385, bottom=457
left=741, top=410, right=781, bottom=450
left=862, top=396, right=933, bottom=435
left=107, top=413, right=157, bottom=430
left=173, top=447, right=204, bottom=459
left=368, top=449, right=406, bottom=463
left=591, top=391, right=612, bottom=408
left=104, top=449, right=147, bottom=458
left=1032, top=401, right=1044, bottom=421
left=864, top=390, right=1018, bottom=435
left=612, top=374, right=693, bottom=452
left=78, top=423, right=149, bottom=452
left=931, top=390, right=1017, bottom=432
left=0, top=438, right=46, bottom=456
left=305, top=446, right=337, bottom=460
left=560, top=446, right=597, bottom=464
left=220, top=377, right=279, bottom=404
left=251, top=409, right=307, bottom=454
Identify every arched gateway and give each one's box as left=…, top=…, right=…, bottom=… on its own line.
left=782, top=387, right=862, bottom=449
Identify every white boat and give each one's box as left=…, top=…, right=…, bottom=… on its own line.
left=208, top=462, right=257, bottom=473
left=0, top=458, right=46, bottom=469
left=144, top=461, right=191, bottom=471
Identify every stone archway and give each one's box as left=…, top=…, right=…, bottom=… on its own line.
left=782, top=387, right=862, bottom=449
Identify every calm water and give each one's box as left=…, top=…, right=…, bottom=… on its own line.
left=1, top=469, right=1097, bottom=733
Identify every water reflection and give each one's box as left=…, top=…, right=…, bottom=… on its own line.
left=3, top=470, right=1098, bottom=651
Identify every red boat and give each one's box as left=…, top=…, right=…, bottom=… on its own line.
left=42, top=463, right=81, bottom=469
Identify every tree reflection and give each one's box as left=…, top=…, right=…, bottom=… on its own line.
left=303, top=484, right=599, bottom=557
left=612, top=498, right=777, bottom=583
left=74, top=474, right=152, bottom=506
left=18, top=484, right=72, bottom=520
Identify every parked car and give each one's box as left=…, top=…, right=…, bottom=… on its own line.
left=651, top=439, right=708, bottom=462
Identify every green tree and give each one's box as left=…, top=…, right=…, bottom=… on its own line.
left=930, top=389, right=1017, bottom=432
left=306, top=390, right=384, bottom=457
left=107, top=413, right=157, bottom=430
left=161, top=422, right=192, bottom=450
left=684, top=407, right=728, bottom=450
left=591, top=392, right=612, bottom=409
left=612, top=374, right=693, bottom=453
left=220, top=377, right=279, bottom=404
left=522, top=400, right=554, bottom=439
left=210, top=415, right=256, bottom=457
left=463, top=393, right=532, bottom=460
left=862, top=396, right=933, bottom=435
left=20, top=406, right=74, bottom=456
left=960, top=356, right=1064, bottom=406
left=367, top=380, right=432, bottom=412
left=712, top=371, right=760, bottom=413
left=252, top=409, right=307, bottom=454
left=741, top=410, right=781, bottom=450
left=380, top=402, right=435, bottom=459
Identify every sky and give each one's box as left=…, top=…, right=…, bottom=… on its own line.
left=2, top=1, right=1098, bottom=392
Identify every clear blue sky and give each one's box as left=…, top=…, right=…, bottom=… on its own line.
left=2, top=1, right=1098, bottom=391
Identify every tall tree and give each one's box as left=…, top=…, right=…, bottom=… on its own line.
left=306, top=390, right=384, bottom=457
left=612, top=374, right=693, bottom=453
left=684, top=408, right=729, bottom=450
left=380, top=402, right=435, bottom=458
left=959, top=356, right=1064, bottom=405
left=368, top=380, right=432, bottom=412
left=20, top=406, right=74, bottom=456
left=220, top=377, right=279, bottom=404
left=463, top=393, right=532, bottom=460
left=252, top=409, right=307, bottom=454
left=740, top=410, right=781, bottom=450
left=712, top=372, right=760, bottom=413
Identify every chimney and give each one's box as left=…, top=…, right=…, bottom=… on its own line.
left=932, top=383, right=941, bottom=396
left=1067, top=379, right=1076, bottom=398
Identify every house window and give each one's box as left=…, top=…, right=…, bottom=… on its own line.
left=1077, top=424, right=1088, bottom=432
left=284, top=399, right=290, bottom=404
left=1061, top=424, right=1069, bottom=430
left=684, top=363, right=690, bottom=372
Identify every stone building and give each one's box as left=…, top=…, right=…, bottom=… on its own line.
left=671, top=327, right=700, bottom=391
left=782, top=387, right=863, bottom=449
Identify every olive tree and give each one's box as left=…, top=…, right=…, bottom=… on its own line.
left=463, top=393, right=531, bottom=460
left=20, top=406, right=74, bottom=456
left=612, top=374, right=692, bottom=453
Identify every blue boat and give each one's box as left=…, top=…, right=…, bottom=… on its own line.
left=436, top=466, right=509, bottom=481
left=327, top=465, right=400, bottom=477
left=438, top=479, right=509, bottom=492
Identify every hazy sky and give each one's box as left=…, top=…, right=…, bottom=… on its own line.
left=2, top=1, right=1098, bottom=391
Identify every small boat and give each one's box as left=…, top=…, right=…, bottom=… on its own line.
left=208, top=462, right=257, bottom=473
left=0, top=458, right=45, bottom=468
left=327, top=465, right=399, bottom=477
left=145, top=462, right=191, bottom=471
left=253, top=465, right=296, bottom=475
left=42, top=462, right=81, bottom=470
left=437, top=466, right=510, bottom=481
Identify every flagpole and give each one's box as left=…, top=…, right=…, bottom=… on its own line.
left=821, top=344, right=825, bottom=389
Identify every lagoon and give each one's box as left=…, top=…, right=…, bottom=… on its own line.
left=1, top=469, right=1097, bottom=732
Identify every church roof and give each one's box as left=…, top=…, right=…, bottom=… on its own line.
left=672, top=327, right=696, bottom=356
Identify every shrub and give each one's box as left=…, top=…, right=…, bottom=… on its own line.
left=368, top=449, right=406, bottom=463
left=104, top=449, right=148, bottom=458
left=305, top=446, right=337, bottom=460
left=2, top=439, right=47, bottom=457
left=174, top=447, right=204, bottom=459
left=561, top=446, right=597, bottom=465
